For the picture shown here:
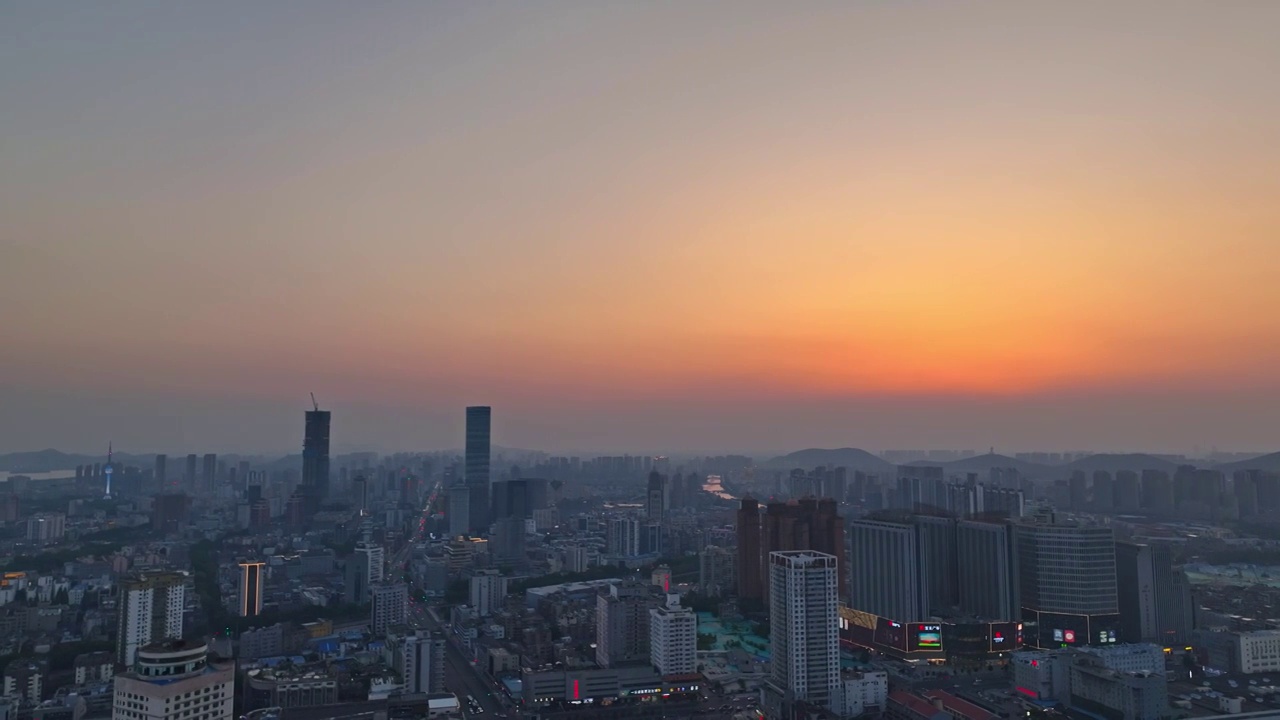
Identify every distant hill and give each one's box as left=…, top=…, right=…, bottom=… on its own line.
left=1217, top=451, right=1280, bottom=473
left=763, top=448, right=894, bottom=472
left=1066, top=453, right=1181, bottom=474
left=0, top=449, right=98, bottom=473
left=940, top=452, right=1052, bottom=477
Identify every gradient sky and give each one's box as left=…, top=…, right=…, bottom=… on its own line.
left=3, top=2, right=1279, bottom=456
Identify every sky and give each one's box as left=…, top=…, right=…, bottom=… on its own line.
left=2, top=2, right=1279, bottom=456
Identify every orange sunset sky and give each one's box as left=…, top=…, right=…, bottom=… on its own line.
left=2, top=2, right=1279, bottom=454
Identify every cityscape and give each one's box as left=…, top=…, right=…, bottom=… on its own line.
left=4, top=5, right=1280, bottom=720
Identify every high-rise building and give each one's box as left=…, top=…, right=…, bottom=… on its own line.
left=154, top=454, right=168, bottom=490
left=470, top=570, right=507, bottom=617
left=465, top=406, right=492, bottom=534
left=650, top=594, right=697, bottom=676
left=184, top=454, right=198, bottom=490
left=303, top=406, right=332, bottom=503
left=914, top=515, right=958, bottom=614
left=596, top=581, right=660, bottom=668
left=699, top=545, right=736, bottom=597
left=735, top=497, right=762, bottom=601
left=956, top=520, right=1018, bottom=621
left=1016, top=517, right=1121, bottom=648
left=1116, top=541, right=1194, bottom=646
left=26, top=512, right=66, bottom=545
left=4, top=659, right=46, bottom=704
left=238, top=561, right=264, bottom=618
left=371, top=582, right=408, bottom=636
left=345, top=537, right=384, bottom=604
left=607, top=516, right=643, bottom=558
left=848, top=519, right=928, bottom=623
left=116, top=571, right=187, bottom=668
left=112, top=640, right=233, bottom=720
left=896, top=465, right=946, bottom=511
left=394, top=630, right=445, bottom=695
left=447, top=483, right=470, bottom=537
left=763, top=551, right=840, bottom=720
left=202, top=453, right=217, bottom=493
left=491, top=479, right=529, bottom=565
left=647, top=471, right=668, bottom=523
left=755, top=498, right=845, bottom=607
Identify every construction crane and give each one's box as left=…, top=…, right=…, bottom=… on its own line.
left=310, top=392, right=319, bottom=411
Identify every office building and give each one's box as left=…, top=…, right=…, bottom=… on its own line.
left=303, top=406, right=332, bottom=502
left=1068, top=652, right=1167, bottom=720
left=154, top=454, right=167, bottom=490
left=848, top=519, right=928, bottom=623
left=470, top=570, right=507, bottom=617
left=202, top=453, right=217, bottom=493
left=914, top=515, right=958, bottom=614
left=763, top=551, right=840, bottom=719
left=371, top=583, right=408, bottom=637
left=1016, top=517, right=1120, bottom=648
left=112, top=640, right=233, bottom=720
left=239, top=561, right=264, bottom=618
left=491, top=479, right=528, bottom=566
left=116, top=571, right=187, bottom=668
left=650, top=595, right=697, bottom=677
left=447, top=483, right=470, bottom=538
left=465, top=406, right=491, bottom=534
left=955, top=520, right=1018, bottom=621
left=596, top=581, right=661, bottom=668
left=646, top=471, right=668, bottom=523
left=735, top=497, right=762, bottom=601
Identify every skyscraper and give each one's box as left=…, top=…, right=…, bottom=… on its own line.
left=763, top=551, right=840, bottom=719
left=303, top=405, right=332, bottom=502
left=848, top=519, right=928, bottom=623
left=914, top=515, right=958, bottom=614
left=735, top=497, right=762, bottom=602
left=238, top=561, right=264, bottom=618
left=1116, top=541, right=1194, bottom=645
left=201, top=453, right=217, bottom=493
left=1016, top=516, right=1120, bottom=648
left=955, top=519, right=1018, bottom=621
left=184, top=454, right=197, bottom=490
left=491, top=479, right=528, bottom=566
left=465, top=406, right=491, bottom=534
left=757, top=498, right=845, bottom=607
left=154, top=454, right=167, bottom=490
left=647, top=471, right=668, bottom=523
left=447, top=483, right=470, bottom=537
left=116, top=571, right=187, bottom=667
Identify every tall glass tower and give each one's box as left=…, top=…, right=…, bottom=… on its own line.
left=465, top=406, right=491, bottom=533
left=303, top=407, right=332, bottom=502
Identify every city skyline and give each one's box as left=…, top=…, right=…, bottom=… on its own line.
left=4, top=3, right=1280, bottom=454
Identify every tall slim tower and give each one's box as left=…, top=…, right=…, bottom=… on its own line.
left=238, top=561, right=264, bottom=617
left=465, top=406, right=491, bottom=533
left=763, top=551, right=840, bottom=719
left=303, top=402, right=332, bottom=503
left=103, top=443, right=115, bottom=499
left=154, top=454, right=168, bottom=491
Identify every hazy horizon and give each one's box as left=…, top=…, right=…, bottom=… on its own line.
left=4, top=2, right=1279, bottom=456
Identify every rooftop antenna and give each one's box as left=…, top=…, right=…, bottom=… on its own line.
left=310, top=392, right=319, bottom=411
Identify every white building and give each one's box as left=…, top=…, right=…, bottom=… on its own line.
left=371, top=583, right=408, bottom=637
left=763, top=550, right=840, bottom=719
left=388, top=630, right=445, bottom=694
left=112, top=641, right=233, bottom=720
left=1236, top=630, right=1280, bottom=674
left=469, top=570, right=507, bottom=617
left=356, top=541, right=386, bottom=585
left=26, top=513, right=66, bottom=545
left=116, top=572, right=187, bottom=668
left=3, top=661, right=44, bottom=704
left=836, top=671, right=888, bottom=718
left=565, top=545, right=591, bottom=573
left=1076, top=644, right=1164, bottom=674
left=650, top=594, right=697, bottom=677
